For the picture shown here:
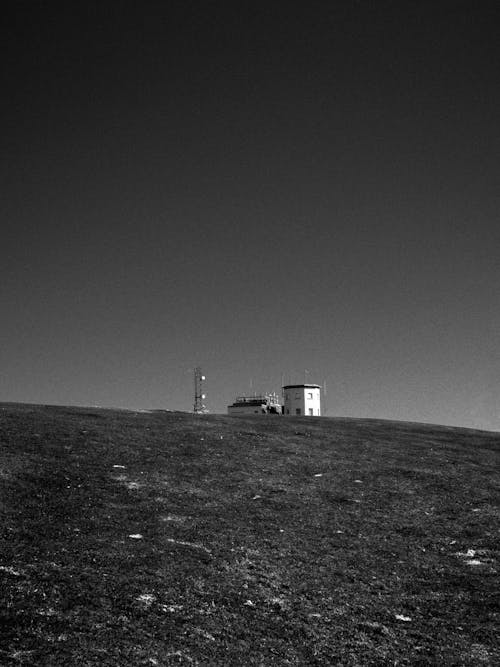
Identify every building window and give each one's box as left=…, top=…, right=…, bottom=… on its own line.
left=296, top=408, right=301, bottom=415
left=307, top=392, right=313, bottom=399
left=286, top=409, right=290, bottom=414
left=309, top=408, right=313, bottom=416
left=295, top=393, right=300, bottom=399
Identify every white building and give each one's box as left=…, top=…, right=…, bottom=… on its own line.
left=283, top=384, right=321, bottom=416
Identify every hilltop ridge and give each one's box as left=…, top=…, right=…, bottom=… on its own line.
left=0, top=403, right=498, bottom=665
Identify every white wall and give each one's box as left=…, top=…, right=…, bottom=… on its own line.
left=283, top=385, right=321, bottom=416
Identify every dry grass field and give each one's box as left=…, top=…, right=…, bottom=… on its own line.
left=0, top=403, right=498, bottom=665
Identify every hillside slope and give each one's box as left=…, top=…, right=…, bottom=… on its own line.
left=0, top=403, right=498, bottom=665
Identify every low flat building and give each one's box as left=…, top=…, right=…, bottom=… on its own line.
left=227, top=393, right=282, bottom=415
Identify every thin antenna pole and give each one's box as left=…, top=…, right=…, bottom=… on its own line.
left=193, top=367, right=208, bottom=414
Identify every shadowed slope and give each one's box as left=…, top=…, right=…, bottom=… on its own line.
left=0, top=404, right=498, bottom=665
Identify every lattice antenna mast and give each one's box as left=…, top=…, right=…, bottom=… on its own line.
left=193, top=367, right=208, bottom=414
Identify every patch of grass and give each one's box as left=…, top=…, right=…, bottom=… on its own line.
left=0, top=403, right=499, bottom=665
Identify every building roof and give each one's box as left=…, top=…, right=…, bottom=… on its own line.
left=282, top=384, right=321, bottom=389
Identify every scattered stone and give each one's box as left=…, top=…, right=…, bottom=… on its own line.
left=194, top=628, right=216, bottom=641
left=164, top=651, right=194, bottom=664
left=165, top=538, right=211, bottom=555
left=10, top=651, right=35, bottom=660
left=37, top=607, right=58, bottom=616
left=160, top=514, right=188, bottom=524
left=136, top=593, right=156, bottom=607
left=468, top=643, right=492, bottom=662
left=395, top=614, right=412, bottom=622
left=160, top=604, right=183, bottom=613
left=0, top=566, right=22, bottom=576
left=270, top=596, right=287, bottom=610
left=360, top=621, right=390, bottom=635
left=455, top=548, right=479, bottom=559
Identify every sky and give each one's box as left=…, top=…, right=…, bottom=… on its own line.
left=2, top=1, right=499, bottom=430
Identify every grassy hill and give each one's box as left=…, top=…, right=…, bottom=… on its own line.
left=0, top=403, right=498, bottom=666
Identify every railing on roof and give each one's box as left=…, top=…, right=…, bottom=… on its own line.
left=234, top=395, right=268, bottom=404
left=233, top=392, right=281, bottom=405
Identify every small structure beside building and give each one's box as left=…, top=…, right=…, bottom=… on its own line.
left=227, top=392, right=282, bottom=416
left=283, top=384, right=321, bottom=416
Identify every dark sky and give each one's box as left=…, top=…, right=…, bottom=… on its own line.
left=2, top=1, right=499, bottom=429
